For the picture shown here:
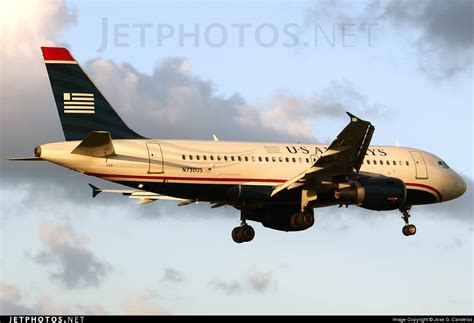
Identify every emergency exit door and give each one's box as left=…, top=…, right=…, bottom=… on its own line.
left=146, top=143, right=164, bottom=174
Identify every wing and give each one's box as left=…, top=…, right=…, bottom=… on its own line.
left=88, top=183, right=192, bottom=205
left=271, top=112, right=374, bottom=196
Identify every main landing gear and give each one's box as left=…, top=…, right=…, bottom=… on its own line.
left=231, top=211, right=255, bottom=243
left=400, top=205, right=416, bottom=236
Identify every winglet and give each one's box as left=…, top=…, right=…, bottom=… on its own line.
left=346, top=112, right=359, bottom=122
left=88, top=183, right=102, bottom=198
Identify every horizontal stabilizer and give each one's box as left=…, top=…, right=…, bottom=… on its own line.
left=88, top=183, right=102, bottom=198
left=72, top=131, right=115, bottom=158
left=7, top=157, right=43, bottom=161
left=88, top=183, right=187, bottom=205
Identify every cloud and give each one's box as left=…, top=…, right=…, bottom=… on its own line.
left=0, top=282, right=37, bottom=314
left=423, top=175, right=473, bottom=223
left=160, top=268, right=185, bottom=283
left=210, top=267, right=275, bottom=295
left=380, top=0, right=473, bottom=79
left=247, top=267, right=273, bottom=293
left=210, top=280, right=243, bottom=295
left=85, top=57, right=379, bottom=143
left=0, top=282, right=107, bottom=314
left=121, top=292, right=169, bottom=315
left=33, top=219, right=111, bottom=288
left=0, top=0, right=79, bottom=187
left=307, top=0, right=473, bottom=79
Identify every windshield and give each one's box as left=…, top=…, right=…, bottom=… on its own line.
left=438, top=160, right=450, bottom=169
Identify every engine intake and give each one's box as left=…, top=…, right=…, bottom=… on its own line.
left=335, top=177, right=406, bottom=211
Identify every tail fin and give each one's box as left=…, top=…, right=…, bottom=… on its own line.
left=41, top=47, right=145, bottom=141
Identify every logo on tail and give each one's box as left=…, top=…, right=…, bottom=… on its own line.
left=63, top=92, right=95, bottom=114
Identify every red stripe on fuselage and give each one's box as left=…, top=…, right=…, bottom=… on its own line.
left=405, top=182, right=442, bottom=201
left=41, top=47, right=75, bottom=62
left=84, top=172, right=287, bottom=183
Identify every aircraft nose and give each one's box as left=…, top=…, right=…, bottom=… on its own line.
left=451, top=174, right=467, bottom=200
left=457, top=175, right=467, bottom=197
left=441, top=172, right=467, bottom=202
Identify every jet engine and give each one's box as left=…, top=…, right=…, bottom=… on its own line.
left=335, top=177, right=406, bottom=211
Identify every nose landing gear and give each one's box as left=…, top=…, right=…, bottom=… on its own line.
left=400, top=205, right=416, bottom=236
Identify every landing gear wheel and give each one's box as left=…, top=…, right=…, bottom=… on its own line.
left=402, top=224, right=417, bottom=236
left=290, top=210, right=315, bottom=230
left=241, top=225, right=255, bottom=242
left=231, top=227, right=244, bottom=243
left=231, top=224, right=255, bottom=243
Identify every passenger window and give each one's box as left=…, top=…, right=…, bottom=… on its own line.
left=258, top=157, right=262, bottom=162
left=272, top=157, right=276, bottom=162
left=203, top=155, right=207, bottom=161
left=305, top=158, right=309, bottom=163
left=380, top=160, right=383, bottom=165
left=399, top=161, right=403, bottom=165
left=393, top=160, right=396, bottom=165
left=224, top=156, right=228, bottom=161
left=366, top=160, right=370, bottom=165
left=217, top=156, right=221, bottom=161
left=231, top=156, right=235, bottom=161
left=210, top=155, right=214, bottom=161
left=285, top=157, right=289, bottom=162
left=292, top=158, right=296, bottom=163
left=252, top=156, right=256, bottom=162
left=182, top=155, right=186, bottom=160
left=279, top=157, right=283, bottom=162
left=189, top=155, right=193, bottom=160
left=406, top=161, right=409, bottom=166
left=299, top=158, right=303, bottom=163
left=238, top=156, right=241, bottom=161
left=373, top=160, right=377, bottom=165
left=196, top=155, right=200, bottom=161
left=265, top=157, right=269, bottom=162
left=244, top=156, right=248, bottom=162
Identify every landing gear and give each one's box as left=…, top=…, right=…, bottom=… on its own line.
left=400, top=205, right=416, bottom=236
left=231, top=211, right=255, bottom=243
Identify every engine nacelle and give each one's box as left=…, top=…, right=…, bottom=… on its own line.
left=335, top=177, right=406, bottom=211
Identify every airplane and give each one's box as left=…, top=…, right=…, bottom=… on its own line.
left=10, top=47, right=467, bottom=243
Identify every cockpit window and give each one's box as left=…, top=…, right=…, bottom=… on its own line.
left=438, top=161, right=450, bottom=169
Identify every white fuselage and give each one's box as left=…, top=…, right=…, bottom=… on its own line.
left=37, top=139, right=466, bottom=205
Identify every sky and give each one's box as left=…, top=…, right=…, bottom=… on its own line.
left=0, top=0, right=473, bottom=315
